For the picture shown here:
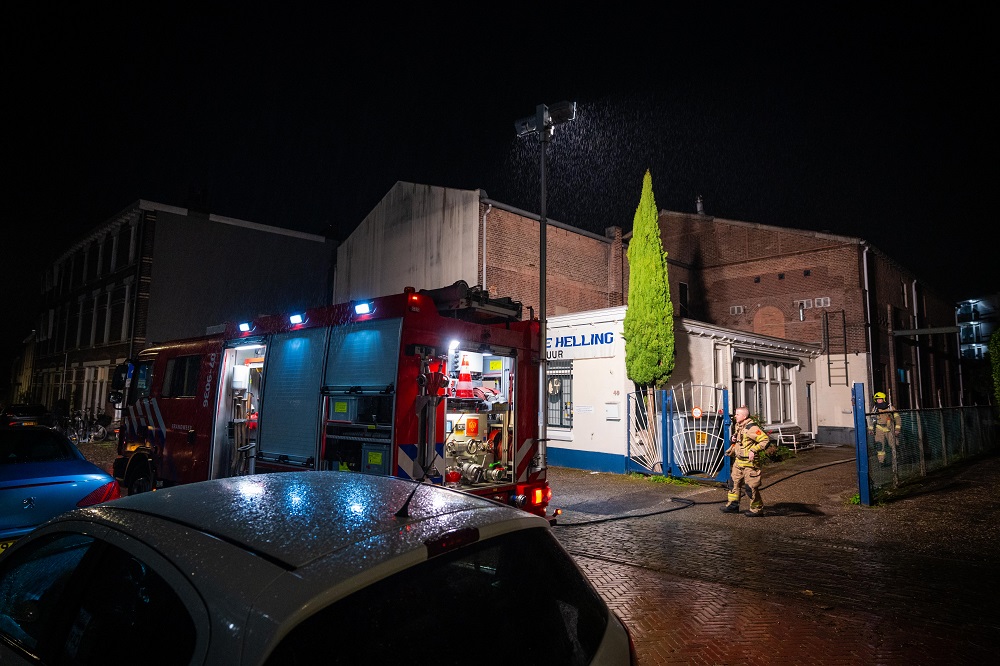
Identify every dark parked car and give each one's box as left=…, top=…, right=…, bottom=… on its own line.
left=0, top=426, right=120, bottom=555
left=0, top=471, right=635, bottom=665
left=1, top=405, right=52, bottom=428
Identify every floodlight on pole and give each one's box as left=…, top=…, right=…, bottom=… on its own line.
left=513, top=101, right=576, bottom=473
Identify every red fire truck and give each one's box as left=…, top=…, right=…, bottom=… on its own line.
left=108, top=282, right=554, bottom=519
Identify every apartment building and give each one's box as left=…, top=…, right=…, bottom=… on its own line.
left=26, top=200, right=334, bottom=418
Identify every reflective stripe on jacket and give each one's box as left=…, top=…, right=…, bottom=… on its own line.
left=871, top=405, right=901, bottom=432
left=732, top=420, right=770, bottom=469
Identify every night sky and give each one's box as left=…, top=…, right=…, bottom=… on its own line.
left=4, top=5, right=997, bottom=392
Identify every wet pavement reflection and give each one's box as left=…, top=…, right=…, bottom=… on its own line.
left=549, top=445, right=998, bottom=664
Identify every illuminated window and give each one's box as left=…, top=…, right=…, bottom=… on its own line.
left=732, top=356, right=795, bottom=425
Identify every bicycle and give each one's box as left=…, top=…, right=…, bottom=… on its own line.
left=62, top=410, right=85, bottom=443
left=82, top=409, right=112, bottom=442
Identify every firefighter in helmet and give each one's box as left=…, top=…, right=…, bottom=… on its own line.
left=868, top=391, right=901, bottom=467
left=721, top=405, right=771, bottom=517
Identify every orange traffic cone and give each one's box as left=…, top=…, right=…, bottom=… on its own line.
left=455, top=354, right=474, bottom=398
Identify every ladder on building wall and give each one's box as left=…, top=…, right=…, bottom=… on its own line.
left=824, top=310, right=849, bottom=386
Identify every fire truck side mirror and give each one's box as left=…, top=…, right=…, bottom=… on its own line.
left=110, top=362, right=130, bottom=391
left=108, top=390, right=123, bottom=405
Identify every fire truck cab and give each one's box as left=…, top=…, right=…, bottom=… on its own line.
left=109, top=282, right=553, bottom=518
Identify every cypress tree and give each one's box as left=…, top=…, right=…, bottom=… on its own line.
left=624, top=169, right=674, bottom=389
left=623, top=170, right=675, bottom=468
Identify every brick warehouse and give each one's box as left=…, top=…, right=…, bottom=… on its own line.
left=334, top=182, right=961, bottom=444
left=659, top=209, right=961, bottom=421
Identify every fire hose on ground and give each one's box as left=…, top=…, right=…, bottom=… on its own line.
left=553, top=457, right=856, bottom=527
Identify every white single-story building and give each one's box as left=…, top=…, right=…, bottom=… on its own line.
left=545, top=307, right=822, bottom=476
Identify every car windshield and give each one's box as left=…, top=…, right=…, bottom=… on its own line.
left=266, top=526, right=609, bottom=666
left=0, top=430, right=74, bottom=465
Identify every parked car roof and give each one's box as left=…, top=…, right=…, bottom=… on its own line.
left=106, top=470, right=540, bottom=567
left=0, top=471, right=634, bottom=665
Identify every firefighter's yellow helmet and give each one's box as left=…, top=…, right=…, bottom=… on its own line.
left=874, top=391, right=886, bottom=400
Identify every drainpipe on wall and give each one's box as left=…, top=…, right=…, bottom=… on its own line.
left=912, top=279, right=924, bottom=408
left=482, top=204, right=491, bottom=289
left=887, top=303, right=898, bottom=405
left=955, top=306, right=965, bottom=406
left=862, top=245, right=875, bottom=393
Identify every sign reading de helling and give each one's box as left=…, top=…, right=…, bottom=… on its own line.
left=546, top=326, right=616, bottom=360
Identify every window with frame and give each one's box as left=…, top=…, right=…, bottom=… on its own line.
left=731, top=355, right=795, bottom=425
left=132, top=360, right=155, bottom=401
left=162, top=355, right=201, bottom=398
left=101, top=233, right=114, bottom=274
left=115, top=224, right=132, bottom=269
left=86, top=240, right=99, bottom=282
left=109, top=285, right=128, bottom=343
left=71, top=249, right=85, bottom=289
left=547, top=360, right=573, bottom=428
left=80, top=295, right=95, bottom=348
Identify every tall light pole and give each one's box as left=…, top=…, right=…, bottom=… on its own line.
left=514, top=101, right=576, bottom=470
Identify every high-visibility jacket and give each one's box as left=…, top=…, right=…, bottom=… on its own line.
left=731, top=419, right=770, bottom=469
left=870, top=404, right=901, bottom=433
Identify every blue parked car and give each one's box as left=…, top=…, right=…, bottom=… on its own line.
left=0, top=426, right=120, bottom=556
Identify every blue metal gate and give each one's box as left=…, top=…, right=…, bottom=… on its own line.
left=626, top=383, right=730, bottom=483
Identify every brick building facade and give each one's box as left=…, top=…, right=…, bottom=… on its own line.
left=479, top=201, right=624, bottom=316
left=658, top=210, right=961, bottom=411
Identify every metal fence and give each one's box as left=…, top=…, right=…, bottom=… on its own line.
left=626, top=384, right=730, bottom=483
left=852, top=383, right=999, bottom=504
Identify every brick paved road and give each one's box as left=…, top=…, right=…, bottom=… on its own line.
left=549, top=445, right=999, bottom=665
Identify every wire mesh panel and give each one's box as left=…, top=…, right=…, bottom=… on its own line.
left=865, top=406, right=999, bottom=495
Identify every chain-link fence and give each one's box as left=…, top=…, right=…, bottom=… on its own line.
left=864, top=405, right=999, bottom=495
